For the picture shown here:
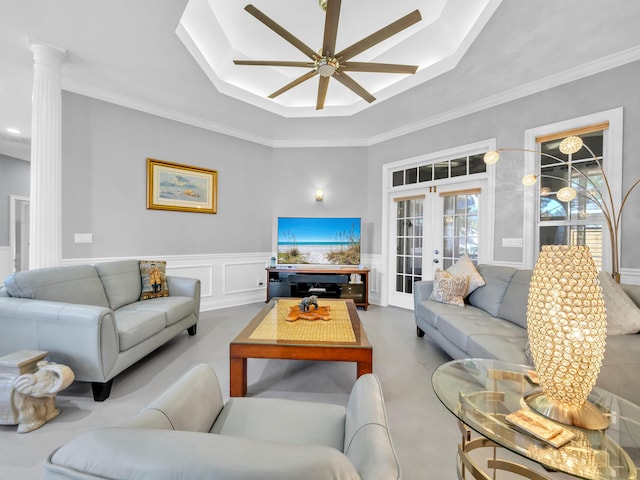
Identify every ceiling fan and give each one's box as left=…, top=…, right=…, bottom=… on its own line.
left=233, top=1, right=422, bottom=110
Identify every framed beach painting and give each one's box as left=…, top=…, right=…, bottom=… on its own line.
left=147, top=158, right=217, bottom=214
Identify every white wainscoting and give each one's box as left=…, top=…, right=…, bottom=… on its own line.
left=0, top=246, right=12, bottom=284
left=61, top=253, right=272, bottom=311
left=361, top=254, right=382, bottom=307
left=60, top=252, right=385, bottom=312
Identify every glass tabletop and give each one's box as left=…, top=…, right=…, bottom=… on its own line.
left=432, top=358, right=640, bottom=480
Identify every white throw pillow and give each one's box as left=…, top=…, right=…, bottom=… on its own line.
left=446, top=255, right=485, bottom=296
left=430, top=269, right=468, bottom=307
left=599, top=271, right=640, bottom=335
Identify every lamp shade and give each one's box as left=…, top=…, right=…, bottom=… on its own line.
left=526, top=245, right=607, bottom=428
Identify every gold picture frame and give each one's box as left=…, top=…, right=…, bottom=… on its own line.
left=147, top=158, right=217, bottom=214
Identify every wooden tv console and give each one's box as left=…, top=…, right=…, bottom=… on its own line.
left=266, top=267, right=369, bottom=310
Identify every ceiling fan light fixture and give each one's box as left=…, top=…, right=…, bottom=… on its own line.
left=315, top=57, right=339, bottom=77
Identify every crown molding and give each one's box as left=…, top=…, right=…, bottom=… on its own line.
left=366, top=45, right=640, bottom=146
left=61, top=45, right=640, bottom=150
left=0, top=133, right=30, bottom=161
left=61, top=79, right=276, bottom=147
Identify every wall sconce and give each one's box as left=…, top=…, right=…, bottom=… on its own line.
left=315, top=189, right=324, bottom=202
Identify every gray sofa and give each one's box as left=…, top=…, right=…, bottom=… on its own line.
left=43, top=363, right=400, bottom=480
left=414, top=264, right=640, bottom=405
left=0, top=260, right=200, bottom=401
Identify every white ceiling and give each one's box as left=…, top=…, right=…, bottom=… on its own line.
left=177, top=0, right=500, bottom=116
left=1, top=0, right=640, bottom=159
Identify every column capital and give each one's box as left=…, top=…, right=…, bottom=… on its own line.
left=29, top=40, right=66, bottom=68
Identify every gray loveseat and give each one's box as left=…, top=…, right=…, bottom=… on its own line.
left=414, top=264, right=640, bottom=404
left=43, top=363, right=400, bottom=480
left=0, top=260, right=200, bottom=401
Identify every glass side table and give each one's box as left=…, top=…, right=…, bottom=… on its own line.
left=432, top=359, right=640, bottom=480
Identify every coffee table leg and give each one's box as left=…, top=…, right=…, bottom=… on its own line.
left=230, top=357, right=247, bottom=397
left=357, top=358, right=373, bottom=377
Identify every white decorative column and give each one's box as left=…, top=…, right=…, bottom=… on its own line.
left=29, top=43, right=66, bottom=269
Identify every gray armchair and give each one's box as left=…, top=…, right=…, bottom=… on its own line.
left=43, top=364, right=401, bottom=480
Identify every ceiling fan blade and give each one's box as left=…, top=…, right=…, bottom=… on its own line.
left=316, top=76, right=330, bottom=110
left=268, top=70, right=318, bottom=99
left=333, top=72, right=375, bottom=103
left=322, top=0, right=341, bottom=57
left=336, top=10, right=422, bottom=62
left=234, top=60, right=315, bottom=68
left=244, top=4, right=318, bottom=60
left=341, top=62, right=418, bottom=74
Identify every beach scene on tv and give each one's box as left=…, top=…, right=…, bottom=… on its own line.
left=277, top=217, right=361, bottom=266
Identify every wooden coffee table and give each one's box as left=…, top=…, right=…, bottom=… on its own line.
left=229, top=298, right=372, bottom=396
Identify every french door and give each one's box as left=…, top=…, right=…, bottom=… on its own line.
left=388, top=181, right=484, bottom=309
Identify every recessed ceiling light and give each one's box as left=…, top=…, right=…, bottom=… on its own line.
left=6, top=127, right=21, bottom=135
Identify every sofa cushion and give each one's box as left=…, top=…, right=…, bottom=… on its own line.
left=118, top=296, right=195, bottom=327
left=430, top=270, right=468, bottom=307
left=212, top=397, right=346, bottom=451
left=599, top=271, right=640, bottom=335
left=139, top=260, right=169, bottom=300
left=468, top=265, right=517, bottom=316
left=3, top=265, right=109, bottom=308
left=114, top=310, right=166, bottom=351
left=437, top=308, right=525, bottom=353
left=415, top=299, right=460, bottom=329
left=497, top=269, right=533, bottom=329
left=446, top=255, right=485, bottom=296
left=466, top=333, right=529, bottom=365
left=95, top=260, right=142, bottom=310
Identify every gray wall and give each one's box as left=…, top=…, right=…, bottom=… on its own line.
left=62, top=93, right=274, bottom=258
left=0, top=154, right=30, bottom=245
left=61, top=93, right=370, bottom=259
left=8, top=60, right=640, bottom=271
left=271, top=146, right=370, bottom=252
left=368, top=60, right=640, bottom=269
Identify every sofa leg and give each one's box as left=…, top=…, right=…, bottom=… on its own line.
left=416, top=326, right=425, bottom=338
left=92, top=380, right=113, bottom=402
left=187, top=324, right=197, bottom=336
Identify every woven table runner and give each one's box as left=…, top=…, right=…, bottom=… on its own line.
left=249, top=299, right=356, bottom=343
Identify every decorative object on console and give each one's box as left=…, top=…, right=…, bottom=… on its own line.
left=484, top=135, right=640, bottom=283
left=525, top=245, right=608, bottom=430
left=429, top=269, right=468, bottom=307
left=147, top=158, right=218, bottom=214
left=139, top=260, right=169, bottom=300
left=445, top=254, right=485, bottom=296
left=233, top=1, right=421, bottom=110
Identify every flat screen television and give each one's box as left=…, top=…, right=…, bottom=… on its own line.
left=277, top=217, right=361, bottom=266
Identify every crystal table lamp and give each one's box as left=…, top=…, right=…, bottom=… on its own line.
left=525, top=245, right=609, bottom=430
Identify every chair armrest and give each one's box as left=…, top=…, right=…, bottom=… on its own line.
left=0, top=297, right=119, bottom=382
left=167, top=276, right=201, bottom=317
left=44, top=428, right=361, bottom=480
left=122, top=364, right=224, bottom=433
left=344, top=374, right=401, bottom=480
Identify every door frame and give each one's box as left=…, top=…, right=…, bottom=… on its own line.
left=380, top=139, right=496, bottom=307
left=9, top=195, right=30, bottom=272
